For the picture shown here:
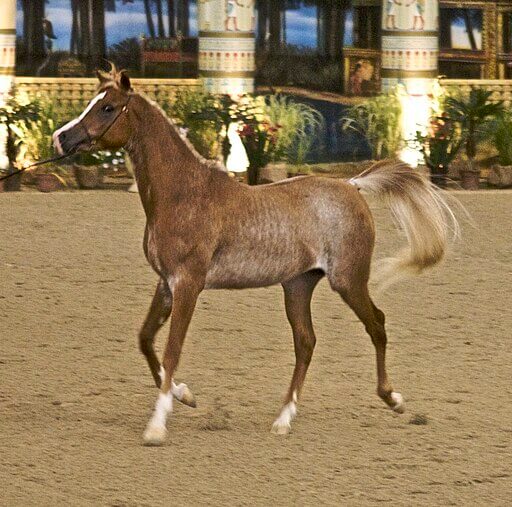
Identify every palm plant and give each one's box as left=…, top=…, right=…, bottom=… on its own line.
left=263, top=95, right=324, bottom=165
left=493, top=112, right=512, bottom=166
left=414, top=114, right=463, bottom=187
left=341, top=92, right=402, bottom=160
left=444, top=89, right=504, bottom=172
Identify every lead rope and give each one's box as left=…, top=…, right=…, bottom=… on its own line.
left=0, top=152, right=75, bottom=182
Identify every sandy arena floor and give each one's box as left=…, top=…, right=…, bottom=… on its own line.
left=0, top=190, right=511, bottom=506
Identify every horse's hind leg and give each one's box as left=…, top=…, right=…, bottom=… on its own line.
left=271, top=270, right=323, bottom=435
left=139, top=279, right=195, bottom=407
left=333, top=277, right=404, bottom=414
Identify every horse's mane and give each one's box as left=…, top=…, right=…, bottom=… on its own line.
left=97, top=65, right=227, bottom=173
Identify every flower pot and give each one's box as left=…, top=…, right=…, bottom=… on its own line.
left=488, top=164, right=512, bottom=188
left=73, top=165, right=104, bottom=189
left=246, top=164, right=261, bottom=186
left=0, top=171, right=22, bottom=192
left=258, top=163, right=287, bottom=184
left=430, top=174, right=446, bottom=188
left=36, top=173, right=64, bottom=193
left=287, top=172, right=310, bottom=179
left=459, top=169, right=480, bottom=190
left=21, top=170, right=37, bottom=186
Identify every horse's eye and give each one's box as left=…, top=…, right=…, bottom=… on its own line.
left=102, top=105, right=115, bottom=113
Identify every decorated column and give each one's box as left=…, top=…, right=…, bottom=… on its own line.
left=0, top=0, right=16, bottom=169
left=198, top=0, right=256, bottom=95
left=381, top=0, right=438, bottom=166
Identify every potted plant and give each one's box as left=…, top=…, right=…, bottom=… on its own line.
left=0, top=93, right=40, bottom=191
left=444, top=89, right=504, bottom=190
left=73, top=152, right=105, bottom=189
left=489, top=112, right=512, bottom=188
left=262, top=95, right=324, bottom=176
left=341, top=91, right=402, bottom=160
left=414, top=113, right=462, bottom=188
left=170, top=89, right=231, bottom=161
left=35, top=166, right=68, bottom=192
left=235, top=96, right=284, bottom=185
left=238, top=120, right=282, bottom=185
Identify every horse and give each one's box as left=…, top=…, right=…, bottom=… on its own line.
left=52, top=67, right=458, bottom=446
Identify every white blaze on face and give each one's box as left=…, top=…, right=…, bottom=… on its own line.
left=52, top=91, right=107, bottom=154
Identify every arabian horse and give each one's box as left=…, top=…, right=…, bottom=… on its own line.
left=52, top=68, right=457, bottom=445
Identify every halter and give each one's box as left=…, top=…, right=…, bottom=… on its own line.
left=80, top=94, right=131, bottom=149
left=0, top=94, right=132, bottom=183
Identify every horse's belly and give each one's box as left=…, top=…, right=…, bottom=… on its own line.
left=204, top=249, right=314, bottom=289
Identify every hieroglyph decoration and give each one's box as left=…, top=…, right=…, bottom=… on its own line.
left=384, top=0, right=438, bottom=32
left=198, top=0, right=255, bottom=33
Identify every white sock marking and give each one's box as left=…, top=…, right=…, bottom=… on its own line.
left=159, top=366, right=187, bottom=401
left=273, top=401, right=297, bottom=429
left=149, top=391, right=173, bottom=429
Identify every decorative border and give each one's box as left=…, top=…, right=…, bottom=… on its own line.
left=202, top=76, right=254, bottom=94
left=199, top=37, right=255, bottom=51
left=382, top=36, right=438, bottom=50
left=381, top=68, right=439, bottom=78
left=200, top=70, right=254, bottom=78
left=382, top=30, right=438, bottom=38
left=199, top=31, right=254, bottom=39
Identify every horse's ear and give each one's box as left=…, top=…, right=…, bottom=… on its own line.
left=96, top=69, right=110, bottom=84
left=119, top=70, right=132, bottom=92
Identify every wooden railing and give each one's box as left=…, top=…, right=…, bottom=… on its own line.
left=14, top=77, right=202, bottom=107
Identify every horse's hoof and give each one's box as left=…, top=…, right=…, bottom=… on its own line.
left=390, top=392, right=405, bottom=414
left=174, top=383, right=197, bottom=408
left=143, top=424, right=167, bottom=446
left=271, top=421, right=291, bottom=435
left=180, top=385, right=197, bottom=408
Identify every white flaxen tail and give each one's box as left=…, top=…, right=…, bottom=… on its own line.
left=350, top=160, right=459, bottom=289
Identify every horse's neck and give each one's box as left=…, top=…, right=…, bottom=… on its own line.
left=125, top=95, right=208, bottom=215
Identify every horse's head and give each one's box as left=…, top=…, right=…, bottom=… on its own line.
left=53, top=64, right=133, bottom=155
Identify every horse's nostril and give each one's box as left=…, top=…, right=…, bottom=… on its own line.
left=60, top=132, right=66, bottom=140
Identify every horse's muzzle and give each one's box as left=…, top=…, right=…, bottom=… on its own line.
left=52, top=122, right=90, bottom=155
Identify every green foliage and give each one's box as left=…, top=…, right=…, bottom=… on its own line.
left=263, top=95, right=324, bottom=165
left=17, top=99, right=83, bottom=164
left=341, top=92, right=402, bottom=160
left=493, top=112, right=512, bottom=166
left=170, top=90, right=324, bottom=167
left=234, top=96, right=282, bottom=183
left=444, top=88, right=504, bottom=162
left=0, top=92, right=40, bottom=168
left=414, top=114, right=462, bottom=174
left=170, top=89, right=222, bottom=159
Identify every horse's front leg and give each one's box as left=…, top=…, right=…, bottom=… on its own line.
left=139, top=278, right=196, bottom=407
left=143, top=274, right=203, bottom=446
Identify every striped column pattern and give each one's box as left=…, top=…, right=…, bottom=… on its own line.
left=0, top=0, right=16, bottom=84
left=198, top=0, right=255, bottom=95
left=0, top=0, right=16, bottom=170
left=381, top=0, right=439, bottom=165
